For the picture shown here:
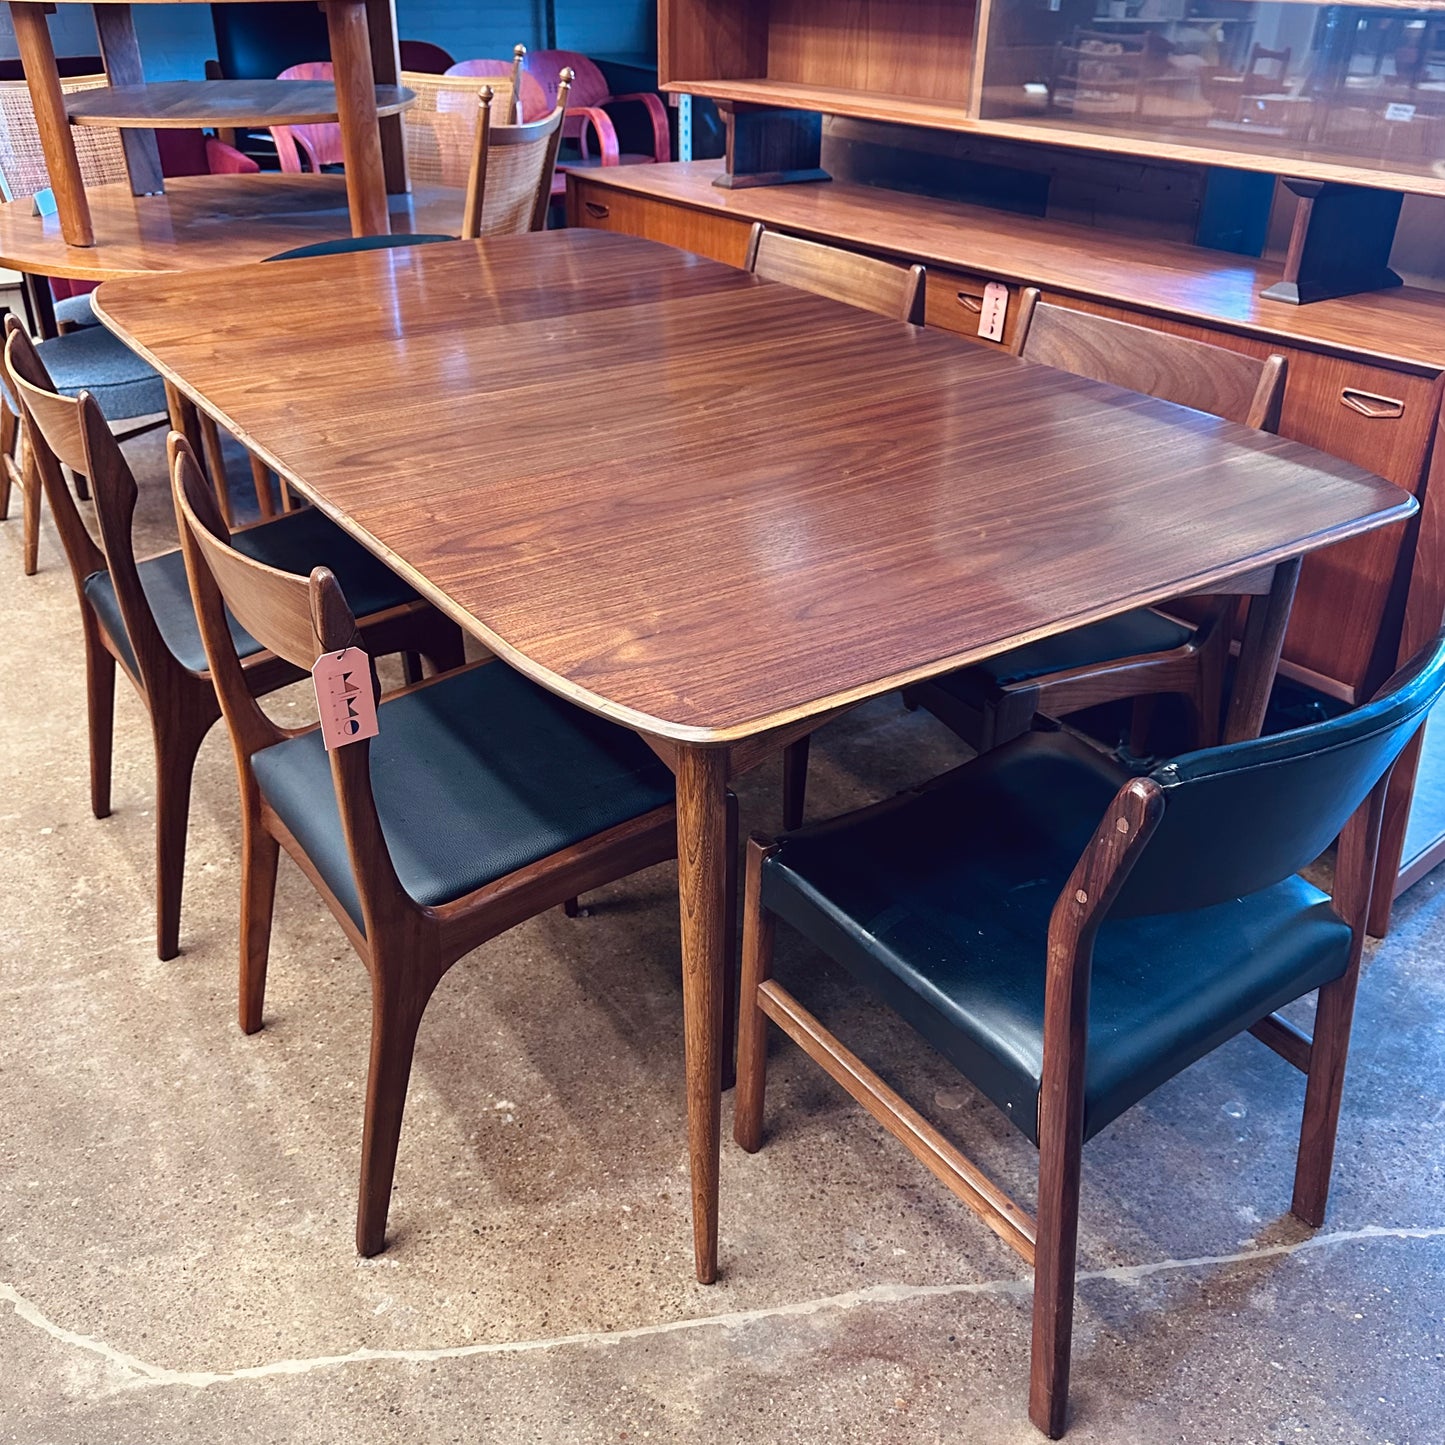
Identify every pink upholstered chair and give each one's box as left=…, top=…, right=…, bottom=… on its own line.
left=446, top=51, right=547, bottom=122
left=270, top=61, right=343, bottom=174
left=524, top=50, right=669, bottom=195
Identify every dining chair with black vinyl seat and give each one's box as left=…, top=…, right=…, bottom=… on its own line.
left=170, top=434, right=686, bottom=1257
left=908, top=288, right=1288, bottom=762
left=4, top=318, right=465, bottom=962
left=742, top=223, right=927, bottom=830
left=733, top=627, right=1445, bottom=1437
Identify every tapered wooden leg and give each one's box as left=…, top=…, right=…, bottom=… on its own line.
left=1225, top=559, right=1301, bottom=743
left=676, top=744, right=729, bottom=1284
left=782, top=736, right=809, bottom=832
left=20, top=439, right=40, bottom=575
left=733, top=838, right=776, bottom=1153
left=239, top=809, right=279, bottom=1035
left=248, top=454, right=277, bottom=520
left=323, top=0, right=391, bottom=237
left=401, top=650, right=423, bottom=685
left=563, top=896, right=582, bottom=917
left=0, top=401, right=16, bottom=521
left=83, top=621, right=115, bottom=819
left=1290, top=973, right=1360, bottom=1227
left=722, top=788, right=739, bottom=1092
left=356, top=963, right=433, bottom=1256
left=153, top=717, right=208, bottom=961
left=196, top=413, right=234, bottom=528
left=1029, top=1120, right=1085, bottom=1439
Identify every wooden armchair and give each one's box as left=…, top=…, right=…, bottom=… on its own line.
left=3, top=318, right=462, bottom=960
left=170, top=435, right=679, bottom=1255
left=909, top=289, right=1287, bottom=761
left=736, top=630, right=1445, bottom=1436
left=526, top=49, right=670, bottom=170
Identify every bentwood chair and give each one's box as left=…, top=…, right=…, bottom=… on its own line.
left=744, top=224, right=927, bottom=828
left=446, top=46, right=546, bottom=122
left=170, top=436, right=681, bottom=1256
left=4, top=319, right=463, bottom=960
left=736, top=630, right=1445, bottom=1437
left=269, top=61, right=343, bottom=174
left=910, top=289, right=1287, bottom=760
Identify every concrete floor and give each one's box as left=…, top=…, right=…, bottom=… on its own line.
left=2, top=426, right=1443, bottom=1445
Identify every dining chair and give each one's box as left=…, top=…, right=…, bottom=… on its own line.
left=735, top=628, right=1445, bottom=1437
left=446, top=46, right=546, bottom=122
left=460, top=72, right=573, bottom=238
left=4, top=318, right=464, bottom=961
left=170, top=434, right=683, bottom=1256
left=269, top=61, right=343, bottom=174
left=743, top=224, right=927, bottom=828
left=908, top=288, right=1288, bottom=762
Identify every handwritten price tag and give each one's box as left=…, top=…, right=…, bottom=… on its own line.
left=312, top=647, right=379, bottom=751
left=977, top=282, right=1009, bottom=343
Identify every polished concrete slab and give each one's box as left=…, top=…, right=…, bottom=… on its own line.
left=1, top=428, right=1443, bottom=1444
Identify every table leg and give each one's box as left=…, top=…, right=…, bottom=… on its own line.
left=676, top=744, right=728, bottom=1285
left=9, top=3, right=92, bottom=247
left=1224, top=557, right=1302, bottom=743
left=323, top=0, right=391, bottom=237
left=93, top=5, right=164, bottom=196
left=365, top=0, right=410, bottom=195
left=164, top=383, right=231, bottom=527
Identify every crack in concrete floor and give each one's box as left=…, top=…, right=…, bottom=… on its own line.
left=4, top=1223, right=1441, bottom=1394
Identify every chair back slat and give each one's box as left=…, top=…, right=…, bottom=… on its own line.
left=172, top=440, right=327, bottom=673
left=1111, top=633, right=1445, bottom=917
left=461, top=71, right=571, bottom=238
left=1013, top=290, right=1285, bottom=430
left=745, top=224, right=926, bottom=325
left=3, top=320, right=102, bottom=586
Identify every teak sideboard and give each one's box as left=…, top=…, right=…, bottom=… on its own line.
left=566, top=159, right=1445, bottom=934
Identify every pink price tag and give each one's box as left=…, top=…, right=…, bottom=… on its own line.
left=977, top=281, right=1008, bottom=343
left=311, top=647, right=379, bottom=751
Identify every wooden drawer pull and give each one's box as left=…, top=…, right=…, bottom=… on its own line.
left=584, top=201, right=610, bottom=220
left=956, top=293, right=982, bottom=313
left=1341, top=387, right=1405, bottom=419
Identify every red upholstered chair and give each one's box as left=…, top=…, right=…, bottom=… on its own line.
left=270, top=61, right=343, bottom=174
left=524, top=50, right=669, bottom=196
left=446, top=52, right=549, bottom=122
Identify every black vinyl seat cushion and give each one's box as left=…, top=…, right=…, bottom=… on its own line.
left=761, top=732, right=1351, bottom=1145
left=84, top=507, right=423, bottom=678
left=252, top=662, right=676, bottom=929
left=932, top=608, right=1194, bottom=701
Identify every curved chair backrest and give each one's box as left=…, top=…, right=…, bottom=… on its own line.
left=525, top=49, right=608, bottom=140
left=4, top=320, right=173, bottom=690
left=447, top=47, right=547, bottom=121
left=1012, top=288, right=1286, bottom=431
left=745, top=224, right=927, bottom=326
left=1110, top=633, right=1445, bottom=918
left=402, top=69, right=520, bottom=186
left=171, top=436, right=404, bottom=929
left=461, top=73, right=572, bottom=239
left=399, top=39, right=455, bottom=74
left=271, top=61, right=343, bottom=174
left=0, top=76, right=127, bottom=199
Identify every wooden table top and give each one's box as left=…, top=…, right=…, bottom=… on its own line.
left=94, top=229, right=1414, bottom=744
left=0, top=175, right=464, bottom=280
left=65, top=80, right=415, bottom=129
left=573, top=162, right=1445, bottom=374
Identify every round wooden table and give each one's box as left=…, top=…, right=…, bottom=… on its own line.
left=0, top=174, right=464, bottom=281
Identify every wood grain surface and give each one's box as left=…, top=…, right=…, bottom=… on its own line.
left=93, top=228, right=1413, bottom=745
left=0, top=175, right=464, bottom=280
left=65, top=80, right=414, bottom=129
left=567, top=163, right=1445, bottom=373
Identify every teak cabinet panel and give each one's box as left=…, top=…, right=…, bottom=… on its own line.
left=924, top=267, right=1021, bottom=350
left=567, top=180, right=753, bottom=268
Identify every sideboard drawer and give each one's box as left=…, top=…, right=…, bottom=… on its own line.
left=925, top=268, right=1020, bottom=348
left=566, top=178, right=754, bottom=269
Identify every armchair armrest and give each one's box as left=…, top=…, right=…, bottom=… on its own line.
left=205, top=138, right=260, bottom=175
left=566, top=105, right=620, bottom=165
left=605, top=90, right=671, bottom=162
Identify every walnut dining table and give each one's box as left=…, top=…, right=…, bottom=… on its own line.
left=92, top=228, right=1415, bottom=1285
